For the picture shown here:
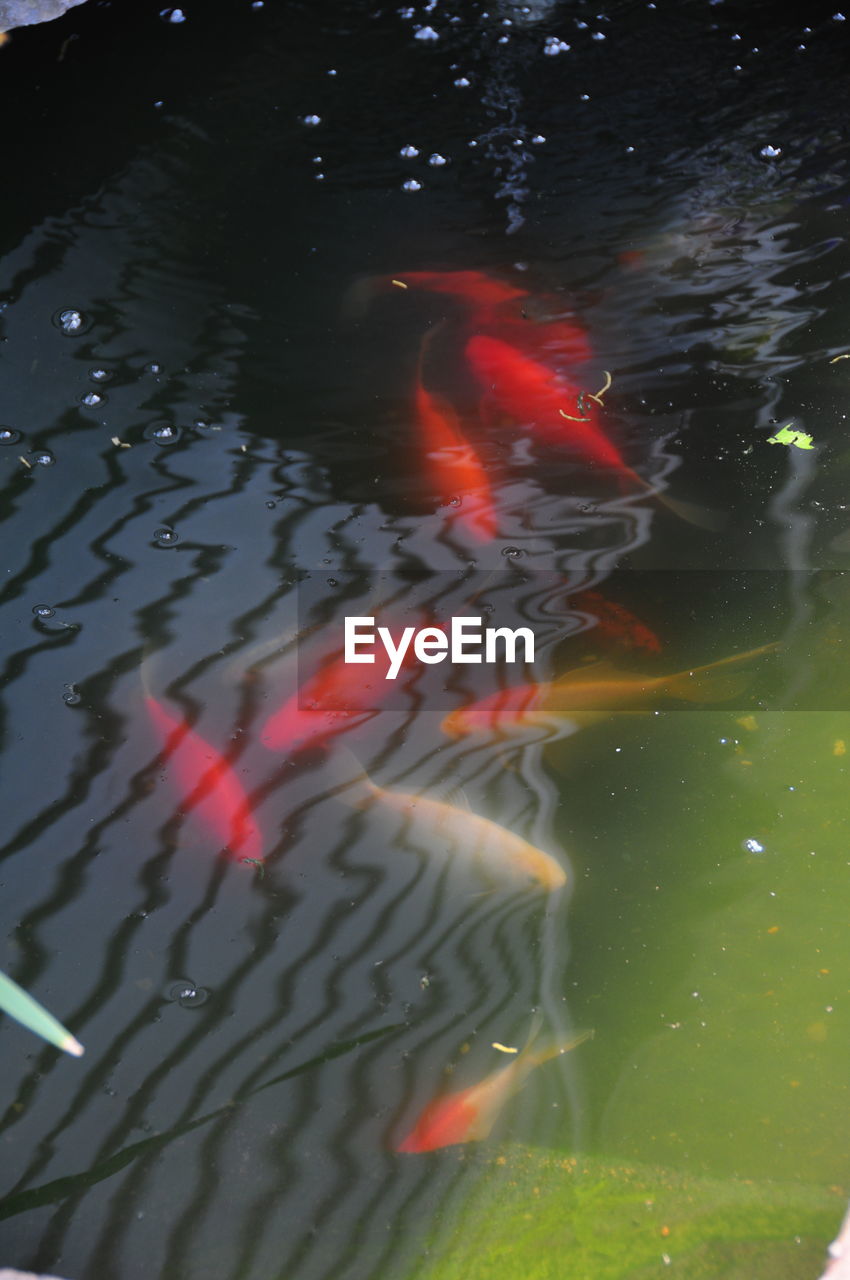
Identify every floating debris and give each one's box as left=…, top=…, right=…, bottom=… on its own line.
left=766, top=424, right=814, bottom=450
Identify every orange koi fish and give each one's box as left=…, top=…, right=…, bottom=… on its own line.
left=441, top=642, right=778, bottom=737
left=416, top=378, right=497, bottom=541
left=345, top=767, right=567, bottom=891
left=146, top=696, right=262, bottom=863
left=415, top=329, right=497, bottom=542
left=397, top=1023, right=593, bottom=1152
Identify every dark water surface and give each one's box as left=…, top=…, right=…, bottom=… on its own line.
left=2, top=2, right=850, bottom=1277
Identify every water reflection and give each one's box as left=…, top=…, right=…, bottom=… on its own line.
left=2, top=1, right=850, bottom=1278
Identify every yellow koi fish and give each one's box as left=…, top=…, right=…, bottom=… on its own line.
left=442, top=641, right=778, bottom=738
left=342, top=764, right=567, bottom=891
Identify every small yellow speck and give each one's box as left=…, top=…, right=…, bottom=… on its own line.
left=830, top=353, right=850, bottom=363
left=790, top=1080, right=801, bottom=1088
left=820, top=968, right=831, bottom=975
left=767, top=925, right=780, bottom=934
left=736, top=715, right=758, bottom=732
left=391, top=279, right=408, bottom=289
left=834, top=740, right=846, bottom=757
left=496, top=1155, right=507, bottom=1166
left=492, top=1042, right=518, bottom=1054
left=18, top=456, right=32, bottom=469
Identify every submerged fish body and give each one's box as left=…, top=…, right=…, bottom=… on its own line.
left=442, top=643, right=778, bottom=736
left=146, top=696, right=262, bottom=863
left=262, top=628, right=417, bottom=753
left=415, top=373, right=497, bottom=543
left=356, top=775, right=567, bottom=892
left=463, top=333, right=637, bottom=480
left=390, top=269, right=530, bottom=310
left=397, top=1025, right=593, bottom=1152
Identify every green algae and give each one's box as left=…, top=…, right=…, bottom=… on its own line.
left=406, top=1147, right=841, bottom=1280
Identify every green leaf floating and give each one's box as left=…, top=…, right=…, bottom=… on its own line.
left=0, top=969, right=83, bottom=1057
left=767, top=424, right=815, bottom=450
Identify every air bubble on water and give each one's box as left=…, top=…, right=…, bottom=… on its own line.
left=327, top=67, right=337, bottom=75
left=144, top=362, right=163, bottom=375
left=315, top=172, right=325, bottom=181
left=414, top=25, right=439, bottom=39
left=160, top=7, right=185, bottom=21
left=89, top=367, right=113, bottom=383
left=312, top=155, right=323, bottom=164
left=167, top=980, right=209, bottom=1008
left=33, top=605, right=55, bottom=618
left=153, top=527, right=179, bottom=547
left=834, top=12, right=846, bottom=20
left=591, top=30, right=606, bottom=39
left=625, top=145, right=635, bottom=154
left=54, top=308, right=86, bottom=335
left=580, top=92, right=590, bottom=100
left=743, top=838, right=765, bottom=854
left=327, top=577, right=338, bottom=586
left=402, top=179, right=422, bottom=191
left=544, top=36, right=570, bottom=53
left=0, top=426, right=21, bottom=445
left=144, top=422, right=181, bottom=445
left=498, top=34, right=510, bottom=42
left=448, top=496, right=461, bottom=507
left=454, top=76, right=471, bottom=86
left=759, top=144, right=782, bottom=159
left=81, top=392, right=105, bottom=408
left=501, top=545, right=523, bottom=559
left=400, top=144, right=420, bottom=158
left=63, top=683, right=82, bottom=706
left=302, top=114, right=322, bottom=126
left=428, top=153, right=448, bottom=166
left=531, top=134, right=546, bottom=144
left=31, top=450, right=55, bottom=467
left=251, top=0, right=263, bottom=7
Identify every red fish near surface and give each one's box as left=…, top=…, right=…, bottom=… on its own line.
left=415, top=366, right=498, bottom=544
left=464, top=333, right=641, bottom=484
left=146, top=696, right=263, bottom=864
left=397, top=1025, right=592, bottom=1153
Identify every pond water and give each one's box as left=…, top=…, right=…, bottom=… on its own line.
left=2, top=2, right=850, bottom=1277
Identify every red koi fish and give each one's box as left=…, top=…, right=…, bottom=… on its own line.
left=464, top=333, right=639, bottom=480
left=389, top=270, right=530, bottom=309
left=570, top=589, right=663, bottom=655
left=261, top=629, right=418, bottom=752
left=145, top=696, right=262, bottom=863
left=415, top=370, right=497, bottom=543
left=397, top=1024, right=593, bottom=1153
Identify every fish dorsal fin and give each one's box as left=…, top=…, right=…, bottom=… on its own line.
left=443, top=786, right=473, bottom=813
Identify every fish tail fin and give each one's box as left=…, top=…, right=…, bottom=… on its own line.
left=325, top=744, right=380, bottom=808
left=654, top=489, right=728, bottom=531
left=527, top=1027, right=595, bottom=1070
left=662, top=642, right=779, bottom=704
left=628, top=473, right=727, bottom=530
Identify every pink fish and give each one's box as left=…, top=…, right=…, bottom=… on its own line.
left=146, top=696, right=262, bottom=863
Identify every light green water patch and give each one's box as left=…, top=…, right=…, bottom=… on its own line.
left=557, top=709, right=850, bottom=1184
left=406, top=1146, right=841, bottom=1280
